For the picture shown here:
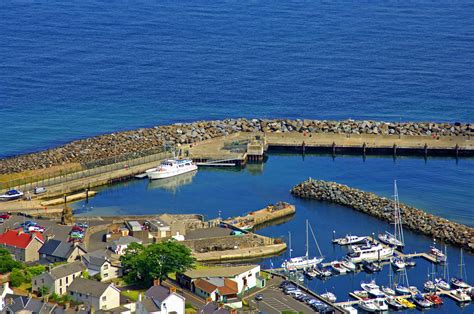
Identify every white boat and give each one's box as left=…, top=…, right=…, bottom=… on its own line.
left=434, top=278, right=451, bottom=290
left=339, top=304, right=357, bottom=314
left=424, top=280, right=436, bottom=292
left=146, top=159, right=197, bottom=180
left=454, top=288, right=471, bottom=302
left=395, top=283, right=410, bottom=295
left=378, top=181, right=405, bottom=248
left=341, top=257, right=356, bottom=271
left=408, top=286, right=420, bottom=294
left=428, top=246, right=447, bottom=263
left=333, top=234, right=366, bottom=245
left=412, top=293, right=432, bottom=308
left=0, top=189, right=24, bottom=201
left=347, top=243, right=394, bottom=263
left=386, top=296, right=404, bottom=310
left=353, top=290, right=369, bottom=299
left=391, top=257, right=406, bottom=270
left=330, top=261, right=347, bottom=274
left=361, top=281, right=385, bottom=298
left=358, top=298, right=388, bottom=312
left=451, top=248, right=471, bottom=289
left=381, top=286, right=396, bottom=296
left=321, top=292, right=337, bottom=303
left=282, top=220, right=323, bottom=270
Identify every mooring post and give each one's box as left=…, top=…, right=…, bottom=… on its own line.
left=393, top=144, right=397, bottom=157
left=424, top=143, right=428, bottom=158
left=455, top=144, right=459, bottom=158
left=85, top=188, right=89, bottom=204
left=332, top=141, right=336, bottom=157
left=362, top=142, right=366, bottom=156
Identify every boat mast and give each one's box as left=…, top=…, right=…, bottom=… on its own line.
left=305, top=220, right=309, bottom=258
left=393, top=180, right=405, bottom=246
left=444, top=245, right=450, bottom=281
left=289, top=231, right=292, bottom=258
left=309, top=222, right=323, bottom=258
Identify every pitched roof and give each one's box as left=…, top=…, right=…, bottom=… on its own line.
left=39, top=239, right=85, bottom=259
left=5, top=294, right=57, bottom=313
left=141, top=298, right=160, bottom=312
left=194, top=279, right=218, bottom=294
left=67, top=278, right=117, bottom=298
left=113, top=236, right=142, bottom=246
left=199, top=302, right=231, bottom=314
left=45, top=261, right=84, bottom=280
left=145, top=285, right=180, bottom=303
left=82, top=250, right=109, bottom=267
left=183, top=265, right=259, bottom=279
left=0, top=230, right=44, bottom=249
left=217, top=286, right=237, bottom=296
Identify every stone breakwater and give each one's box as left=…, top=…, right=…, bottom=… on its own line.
left=291, top=179, right=474, bottom=252
left=1, top=119, right=473, bottom=174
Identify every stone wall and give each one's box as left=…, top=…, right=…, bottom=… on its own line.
left=182, top=234, right=268, bottom=253
left=1, top=119, right=472, bottom=174
left=291, top=179, right=474, bottom=252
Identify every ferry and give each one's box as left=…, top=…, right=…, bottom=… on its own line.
left=146, top=159, right=197, bottom=180
left=0, top=189, right=24, bottom=201
left=347, top=243, right=394, bottom=263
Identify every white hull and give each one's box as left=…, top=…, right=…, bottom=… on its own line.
left=147, top=161, right=197, bottom=180
left=282, top=256, right=323, bottom=270
left=0, top=191, right=24, bottom=201
left=348, top=244, right=394, bottom=263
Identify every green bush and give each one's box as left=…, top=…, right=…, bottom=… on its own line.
left=9, top=268, right=28, bottom=287
left=0, top=249, right=23, bottom=274
left=27, top=265, right=46, bottom=277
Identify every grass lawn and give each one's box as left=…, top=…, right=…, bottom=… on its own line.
left=121, top=288, right=147, bottom=302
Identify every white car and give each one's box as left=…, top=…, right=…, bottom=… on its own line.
left=27, top=225, right=45, bottom=233
left=288, top=290, right=303, bottom=297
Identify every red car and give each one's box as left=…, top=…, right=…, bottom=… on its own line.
left=0, top=214, right=10, bottom=219
left=71, top=225, right=84, bottom=232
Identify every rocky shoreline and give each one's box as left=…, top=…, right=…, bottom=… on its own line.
left=1, top=118, right=472, bottom=174
left=291, top=179, right=474, bottom=252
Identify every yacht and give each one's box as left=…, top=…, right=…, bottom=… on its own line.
left=358, top=298, right=388, bottom=312
left=386, top=296, right=404, bottom=310
left=428, top=246, right=447, bottom=263
left=412, top=293, right=432, bottom=308
left=282, top=220, right=323, bottom=270
left=0, top=189, right=24, bottom=201
left=347, top=243, right=393, bottom=263
left=321, top=292, right=337, bottom=303
left=333, top=234, right=366, bottom=245
left=391, top=257, right=406, bottom=270
left=146, top=159, right=197, bottom=180
left=341, top=257, right=356, bottom=271
left=434, top=278, right=451, bottom=290
left=378, top=181, right=405, bottom=248
left=361, top=281, right=385, bottom=298
left=395, top=283, right=410, bottom=295
left=424, top=280, right=436, bottom=292
left=454, top=288, right=471, bottom=302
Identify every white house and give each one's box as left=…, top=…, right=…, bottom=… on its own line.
left=136, top=284, right=185, bottom=314
left=32, top=261, right=84, bottom=295
left=0, top=282, right=13, bottom=311
left=82, top=249, right=122, bottom=281
left=110, top=236, right=142, bottom=255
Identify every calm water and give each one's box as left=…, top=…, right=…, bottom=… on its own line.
left=1, top=2, right=473, bottom=158
left=73, top=154, right=474, bottom=312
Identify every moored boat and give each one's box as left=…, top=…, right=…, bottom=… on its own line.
left=451, top=277, right=471, bottom=289
left=0, top=189, right=24, bottom=201
left=361, top=280, right=385, bottom=298
left=381, top=286, right=396, bottom=296
left=359, top=298, right=388, bottom=312
left=347, top=243, right=393, bottom=263
left=396, top=297, right=416, bottom=309
left=146, top=159, right=197, bottom=180
left=352, top=290, right=369, bottom=299
left=412, top=293, right=432, bottom=308
left=425, top=293, right=443, bottom=305
left=428, top=246, right=447, bottom=263
left=454, top=288, right=471, bottom=302
left=434, top=278, right=451, bottom=290
left=330, top=261, right=347, bottom=274
left=423, top=280, right=436, bottom=292
left=391, top=257, right=406, bottom=270
left=333, top=234, right=366, bottom=245
left=321, top=292, right=337, bottom=303
left=395, top=283, right=410, bottom=295
left=341, top=257, right=356, bottom=271
left=386, top=296, right=404, bottom=310
left=362, top=260, right=381, bottom=273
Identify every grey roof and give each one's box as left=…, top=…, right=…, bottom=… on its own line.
left=141, top=298, right=160, bottom=312
left=82, top=250, right=109, bottom=267
left=5, top=294, right=60, bottom=313
left=145, top=285, right=171, bottom=302
left=67, top=278, right=117, bottom=298
left=113, top=236, right=142, bottom=246
left=199, top=302, right=231, bottom=314
left=39, top=239, right=86, bottom=259
left=47, top=261, right=84, bottom=280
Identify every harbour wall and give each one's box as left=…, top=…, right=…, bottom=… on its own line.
left=1, top=119, right=473, bottom=174
left=291, top=179, right=474, bottom=252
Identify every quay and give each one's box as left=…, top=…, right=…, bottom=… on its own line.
left=222, top=202, right=296, bottom=231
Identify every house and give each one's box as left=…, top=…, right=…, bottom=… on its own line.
left=178, top=264, right=260, bottom=295
left=193, top=278, right=240, bottom=308
left=82, top=250, right=122, bottom=281
left=110, top=236, right=142, bottom=255
left=198, top=302, right=236, bottom=314
left=0, top=230, right=44, bottom=262
left=32, top=260, right=85, bottom=295
left=0, top=282, right=13, bottom=311
left=39, top=239, right=87, bottom=263
left=4, top=294, right=63, bottom=313
left=67, top=278, right=121, bottom=310
left=136, top=283, right=185, bottom=314
left=146, top=218, right=171, bottom=239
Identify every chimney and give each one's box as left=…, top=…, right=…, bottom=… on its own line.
left=153, top=279, right=160, bottom=286
left=230, top=310, right=237, bottom=314
left=169, top=287, right=176, bottom=293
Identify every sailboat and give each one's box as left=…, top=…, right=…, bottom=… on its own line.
left=424, top=264, right=436, bottom=292
left=435, top=245, right=451, bottom=290
left=378, top=180, right=405, bottom=248
left=281, top=220, right=323, bottom=269
left=381, top=266, right=396, bottom=296
left=394, top=267, right=411, bottom=295
left=451, top=248, right=471, bottom=289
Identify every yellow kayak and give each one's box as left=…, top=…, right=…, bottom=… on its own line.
left=396, top=298, right=416, bottom=309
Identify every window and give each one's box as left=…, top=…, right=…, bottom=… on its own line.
left=60, top=288, right=62, bottom=294
left=34, top=280, right=37, bottom=286
left=102, top=296, right=106, bottom=301
left=73, top=274, right=75, bottom=279
left=66, top=277, right=69, bottom=283
left=41, top=279, right=44, bottom=284
left=59, top=279, right=62, bottom=285
left=104, top=273, right=108, bottom=278
left=103, top=264, right=108, bottom=270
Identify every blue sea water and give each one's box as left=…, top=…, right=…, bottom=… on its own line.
left=1, top=1, right=473, bottom=158
left=73, top=153, right=474, bottom=312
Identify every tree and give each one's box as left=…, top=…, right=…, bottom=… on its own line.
left=9, top=268, right=27, bottom=287
left=0, top=248, right=22, bottom=274
left=121, top=241, right=195, bottom=286
left=38, top=285, right=49, bottom=297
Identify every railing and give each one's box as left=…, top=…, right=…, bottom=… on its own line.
left=1, top=150, right=172, bottom=194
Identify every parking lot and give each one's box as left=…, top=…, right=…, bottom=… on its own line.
left=245, top=276, right=322, bottom=313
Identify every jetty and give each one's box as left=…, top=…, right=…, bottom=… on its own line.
left=222, top=202, right=295, bottom=231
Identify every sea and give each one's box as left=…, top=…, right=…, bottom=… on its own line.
left=1, top=1, right=473, bottom=312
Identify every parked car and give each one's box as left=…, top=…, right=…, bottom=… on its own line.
left=27, top=225, right=45, bottom=233
left=71, top=225, right=85, bottom=232
left=255, top=294, right=263, bottom=301
left=70, top=231, right=84, bottom=239
left=75, top=222, right=89, bottom=229
left=33, top=186, right=47, bottom=194
left=20, top=220, right=37, bottom=227
left=0, top=218, right=4, bottom=224
left=0, top=213, right=10, bottom=219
